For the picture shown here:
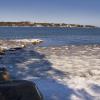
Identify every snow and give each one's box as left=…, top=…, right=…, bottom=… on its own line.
left=11, top=39, right=43, bottom=42
left=0, top=45, right=100, bottom=100
left=0, top=39, right=43, bottom=50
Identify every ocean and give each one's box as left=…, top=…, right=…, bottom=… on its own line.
left=0, top=27, right=100, bottom=46
left=1, top=27, right=100, bottom=100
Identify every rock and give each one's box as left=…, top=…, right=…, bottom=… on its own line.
left=31, top=39, right=43, bottom=45
left=0, top=39, right=43, bottom=52
left=11, top=39, right=43, bottom=45
left=8, top=45, right=25, bottom=51
left=0, top=48, right=5, bottom=55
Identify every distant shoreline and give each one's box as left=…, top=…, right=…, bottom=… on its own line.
left=0, top=26, right=97, bottom=28
left=0, top=22, right=97, bottom=28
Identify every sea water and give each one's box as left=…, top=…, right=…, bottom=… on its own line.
left=0, top=27, right=100, bottom=46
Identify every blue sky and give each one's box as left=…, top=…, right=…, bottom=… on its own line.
left=0, top=0, right=100, bottom=26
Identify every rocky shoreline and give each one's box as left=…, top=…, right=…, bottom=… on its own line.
left=0, top=39, right=43, bottom=54
left=0, top=44, right=100, bottom=99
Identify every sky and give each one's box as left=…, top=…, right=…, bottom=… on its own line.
left=0, top=0, right=100, bottom=26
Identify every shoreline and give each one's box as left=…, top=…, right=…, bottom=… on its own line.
left=0, top=26, right=98, bottom=28
left=0, top=39, right=43, bottom=53
left=0, top=45, right=100, bottom=99
left=0, top=22, right=97, bottom=28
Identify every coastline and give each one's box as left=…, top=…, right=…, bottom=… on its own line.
left=0, top=22, right=97, bottom=28
left=0, top=44, right=100, bottom=99
left=0, top=26, right=98, bottom=28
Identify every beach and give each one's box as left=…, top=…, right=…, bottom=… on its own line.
left=0, top=45, right=100, bottom=100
